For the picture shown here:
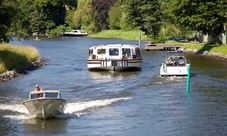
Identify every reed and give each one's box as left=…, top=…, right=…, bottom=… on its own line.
left=0, top=44, right=39, bottom=73
left=88, top=30, right=150, bottom=40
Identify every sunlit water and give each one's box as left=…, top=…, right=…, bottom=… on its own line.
left=0, top=37, right=226, bottom=135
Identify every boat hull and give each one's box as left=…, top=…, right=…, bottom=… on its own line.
left=160, top=63, right=188, bottom=77
left=23, top=99, right=67, bottom=119
left=86, top=59, right=142, bottom=71
left=60, top=33, right=87, bottom=37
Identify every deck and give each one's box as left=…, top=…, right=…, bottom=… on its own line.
left=145, top=43, right=184, bottom=51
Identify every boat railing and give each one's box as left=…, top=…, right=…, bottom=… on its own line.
left=29, top=90, right=62, bottom=99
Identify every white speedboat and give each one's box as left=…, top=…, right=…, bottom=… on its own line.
left=60, top=29, right=88, bottom=37
left=86, top=44, right=142, bottom=71
left=23, top=90, right=67, bottom=119
left=160, top=50, right=190, bottom=77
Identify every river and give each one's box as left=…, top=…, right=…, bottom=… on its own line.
left=0, top=37, right=227, bottom=136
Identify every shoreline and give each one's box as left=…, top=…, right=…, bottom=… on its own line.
left=183, top=48, right=227, bottom=60
left=0, top=57, right=45, bottom=82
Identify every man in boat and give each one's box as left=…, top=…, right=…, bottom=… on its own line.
left=166, top=57, right=175, bottom=65
left=178, top=57, right=185, bottom=65
left=34, top=84, right=42, bottom=97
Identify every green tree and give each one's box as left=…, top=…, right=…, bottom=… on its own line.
left=0, top=0, right=17, bottom=42
left=108, top=1, right=122, bottom=30
left=73, top=0, right=92, bottom=30
left=91, top=0, right=117, bottom=32
left=171, top=0, right=227, bottom=45
left=125, top=0, right=162, bottom=40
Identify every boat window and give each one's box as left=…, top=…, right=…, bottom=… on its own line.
left=31, top=94, right=40, bottom=99
left=97, top=49, right=106, bottom=54
left=72, top=30, right=78, bottom=33
left=135, top=48, right=141, bottom=57
left=45, top=92, right=59, bottom=98
left=122, top=48, right=131, bottom=58
left=89, top=49, right=93, bottom=55
left=109, top=48, right=119, bottom=56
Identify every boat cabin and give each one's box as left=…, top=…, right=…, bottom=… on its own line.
left=88, top=44, right=141, bottom=60
left=165, top=50, right=188, bottom=66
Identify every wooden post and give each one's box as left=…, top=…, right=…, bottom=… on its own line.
left=138, top=34, right=141, bottom=49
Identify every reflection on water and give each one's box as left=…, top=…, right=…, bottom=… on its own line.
left=88, top=71, right=140, bottom=81
left=24, top=118, right=67, bottom=134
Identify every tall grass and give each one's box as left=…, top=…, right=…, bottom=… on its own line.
left=88, top=30, right=150, bottom=40
left=0, top=44, right=39, bottom=73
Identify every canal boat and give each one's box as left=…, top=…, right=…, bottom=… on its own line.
left=86, top=44, right=142, bottom=71
left=160, top=50, right=190, bottom=77
left=23, top=90, right=67, bottom=119
left=60, top=29, right=88, bottom=37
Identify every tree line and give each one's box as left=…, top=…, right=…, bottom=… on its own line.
left=0, top=0, right=226, bottom=44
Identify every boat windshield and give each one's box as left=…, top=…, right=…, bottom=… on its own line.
left=29, top=91, right=61, bottom=99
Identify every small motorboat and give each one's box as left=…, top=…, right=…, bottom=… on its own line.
left=60, top=29, right=88, bottom=37
left=86, top=44, right=142, bottom=71
left=23, top=90, right=67, bottom=119
left=160, top=50, right=190, bottom=77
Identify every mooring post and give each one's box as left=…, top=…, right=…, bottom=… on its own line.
left=138, top=34, right=141, bottom=49
left=186, top=64, right=191, bottom=92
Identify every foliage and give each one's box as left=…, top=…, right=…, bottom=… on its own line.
left=1, top=0, right=226, bottom=45
left=65, top=8, right=76, bottom=29
left=91, top=0, right=117, bottom=32
left=170, top=0, right=227, bottom=45
left=73, top=0, right=92, bottom=30
left=3, top=0, right=77, bottom=41
left=0, top=44, right=39, bottom=73
left=0, top=0, right=17, bottom=42
left=124, top=0, right=162, bottom=40
left=108, top=1, right=122, bottom=30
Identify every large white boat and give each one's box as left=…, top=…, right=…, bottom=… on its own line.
left=23, top=90, right=67, bottom=119
left=86, top=44, right=142, bottom=71
left=60, top=29, right=88, bottom=37
left=160, top=50, right=190, bottom=77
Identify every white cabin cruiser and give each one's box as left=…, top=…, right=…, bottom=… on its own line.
left=160, top=50, right=190, bottom=77
left=23, top=90, right=67, bottom=119
left=60, top=29, right=88, bottom=37
left=86, top=44, right=142, bottom=71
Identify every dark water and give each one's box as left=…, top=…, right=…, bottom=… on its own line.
left=0, top=37, right=227, bottom=135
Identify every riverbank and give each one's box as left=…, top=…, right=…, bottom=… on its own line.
left=0, top=57, right=45, bottom=82
left=182, top=44, right=227, bottom=60
left=0, top=43, right=44, bottom=82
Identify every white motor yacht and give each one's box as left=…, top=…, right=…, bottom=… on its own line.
left=160, top=50, right=190, bottom=77
left=60, top=29, right=88, bottom=37
left=86, top=44, right=142, bottom=71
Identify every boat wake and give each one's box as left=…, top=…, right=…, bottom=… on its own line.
left=0, top=97, right=131, bottom=120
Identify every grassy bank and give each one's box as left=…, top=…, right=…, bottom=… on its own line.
left=0, top=44, right=39, bottom=73
left=88, top=30, right=150, bottom=40
left=182, top=44, right=227, bottom=55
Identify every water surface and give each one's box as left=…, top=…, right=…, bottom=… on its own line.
left=0, top=37, right=226, bottom=135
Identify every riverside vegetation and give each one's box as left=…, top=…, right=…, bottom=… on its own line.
left=0, top=44, right=45, bottom=81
